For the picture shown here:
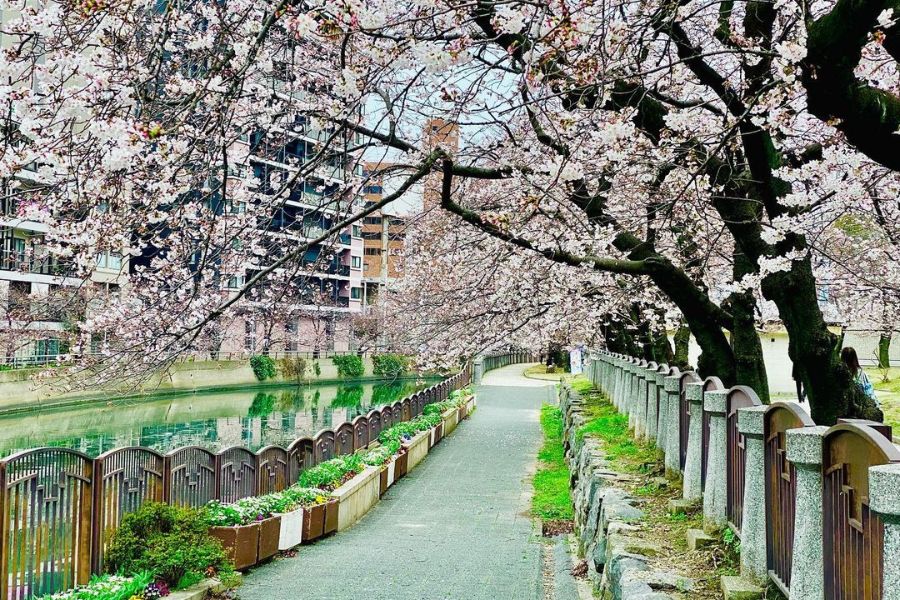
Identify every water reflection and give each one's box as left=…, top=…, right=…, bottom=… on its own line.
left=0, top=379, right=435, bottom=458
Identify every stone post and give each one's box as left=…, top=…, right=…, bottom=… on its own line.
left=628, top=363, right=638, bottom=429
left=786, top=426, right=828, bottom=600
left=737, top=405, right=768, bottom=583
left=635, top=370, right=648, bottom=439
left=703, top=390, right=728, bottom=532
left=870, top=463, right=900, bottom=600
left=646, top=372, right=659, bottom=442
left=682, top=382, right=704, bottom=501
left=613, top=357, right=623, bottom=409
left=664, top=375, right=682, bottom=474
left=656, top=370, right=669, bottom=454
left=473, top=356, right=485, bottom=385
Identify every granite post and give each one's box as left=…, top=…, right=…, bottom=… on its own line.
left=703, top=390, right=728, bottom=532
left=870, top=463, right=900, bottom=600
left=785, top=426, right=827, bottom=600
left=682, top=382, right=705, bottom=501
left=737, top=405, right=768, bottom=583
left=663, top=375, right=682, bottom=474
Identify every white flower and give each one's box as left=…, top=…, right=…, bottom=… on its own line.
left=494, top=5, right=526, bottom=34
left=287, top=13, right=317, bottom=38
left=775, top=41, right=807, bottom=63
left=877, top=9, right=895, bottom=28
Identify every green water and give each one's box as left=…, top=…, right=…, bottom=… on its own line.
left=0, top=379, right=437, bottom=458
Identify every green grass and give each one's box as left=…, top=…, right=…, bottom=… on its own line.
left=572, top=379, right=660, bottom=473
left=531, top=404, right=574, bottom=521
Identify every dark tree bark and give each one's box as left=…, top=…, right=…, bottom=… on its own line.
left=879, top=332, right=892, bottom=370
left=672, top=324, right=691, bottom=370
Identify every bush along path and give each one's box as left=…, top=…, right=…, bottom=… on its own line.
left=561, top=378, right=741, bottom=600
left=237, top=362, right=553, bottom=600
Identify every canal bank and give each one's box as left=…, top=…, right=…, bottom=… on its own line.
left=0, top=356, right=394, bottom=414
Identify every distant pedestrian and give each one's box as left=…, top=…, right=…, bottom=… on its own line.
left=841, top=347, right=878, bottom=404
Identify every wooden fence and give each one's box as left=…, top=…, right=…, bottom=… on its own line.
left=0, top=364, right=476, bottom=599
left=591, top=351, right=900, bottom=599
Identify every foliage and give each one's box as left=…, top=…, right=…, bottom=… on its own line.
left=249, top=355, right=277, bottom=381
left=532, top=405, right=574, bottom=520
left=360, top=440, right=402, bottom=466
left=34, top=573, right=154, bottom=600
left=372, top=353, right=409, bottom=379
left=313, top=362, right=322, bottom=377
left=104, top=503, right=229, bottom=588
left=332, top=355, right=364, bottom=378
left=280, top=357, right=307, bottom=382
left=377, top=412, right=442, bottom=446
left=247, top=392, right=275, bottom=417
left=296, top=453, right=364, bottom=491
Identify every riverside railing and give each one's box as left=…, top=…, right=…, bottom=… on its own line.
left=473, top=351, right=538, bottom=384
left=588, top=351, right=900, bottom=600
left=0, top=364, right=472, bottom=600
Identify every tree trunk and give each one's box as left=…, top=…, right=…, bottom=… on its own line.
left=878, top=332, right=892, bottom=370
left=761, top=257, right=881, bottom=424
left=651, top=330, right=675, bottom=366
left=729, top=251, right=770, bottom=402
left=673, top=324, right=691, bottom=370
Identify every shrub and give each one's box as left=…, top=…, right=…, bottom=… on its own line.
left=280, top=356, right=307, bottom=382
left=372, top=353, right=408, bottom=379
left=249, top=355, right=277, bottom=381
left=205, top=487, right=329, bottom=526
left=332, top=354, right=364, bottom=378
left=105, top=503, right=229, bottom=588
left=313, top=361, right=321, bottom=377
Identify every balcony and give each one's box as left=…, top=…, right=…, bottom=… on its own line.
left=0, top=250, right=70, bottom=276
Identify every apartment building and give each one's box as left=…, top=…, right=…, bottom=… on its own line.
left=360, top=164, right=407, bottom=309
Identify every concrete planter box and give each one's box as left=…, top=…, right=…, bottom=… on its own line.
left=442, top=408, right=460, bottom=437
left=302, top=502, right=327, bottom=542
left=257, top=515, right=281, bottom=562
left=464, top=396, right=476, bottom=417
left=334, top=466, right=380, bottom=531
left=209, top=522, right=259, bottom=570
left=379, top=457, right=397, bottom=495
left=402, top=430, right=430, bottom=471
left=276, top=508, right=304, bottom=550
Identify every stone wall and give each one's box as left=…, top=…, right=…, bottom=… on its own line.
left=560, top=385, right=685, bottom=599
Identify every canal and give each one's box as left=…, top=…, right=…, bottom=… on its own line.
left=0, top=378, right=437, bottom=458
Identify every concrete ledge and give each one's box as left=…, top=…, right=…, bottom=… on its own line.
left=720, top=575, right=763, bottom=600
left=168, top=578, right=232, bottom=600
left=334, top=466, right=381, bottom=531
left=442, top=408, right=460, bottom=436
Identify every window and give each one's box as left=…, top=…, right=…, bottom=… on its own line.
left=244, top=320, right=256, bottom=352
left=96, top=252, right=122, bottom=270
left=351, top=224, right=362, bottom=237
left=364, top=248, right=381, bottom=256
left=227, top=200, right=246, bottom=214
left=351, top=256, right=361, bottom=269
left=227, top=275, right=245, bottom=289
left=364, top=185, right=383, bottom=194
left=350, top=287, right=362, bottom=300
left=362, top=231, right=381, bottom=240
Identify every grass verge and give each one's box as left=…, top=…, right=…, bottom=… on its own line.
left=532, top=404, right=574, bottom=522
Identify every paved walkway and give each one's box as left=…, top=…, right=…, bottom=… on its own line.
left=239, top=363, right=555, bottom=600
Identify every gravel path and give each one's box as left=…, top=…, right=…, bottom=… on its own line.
left=238, top=363, right=555, bottom=600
